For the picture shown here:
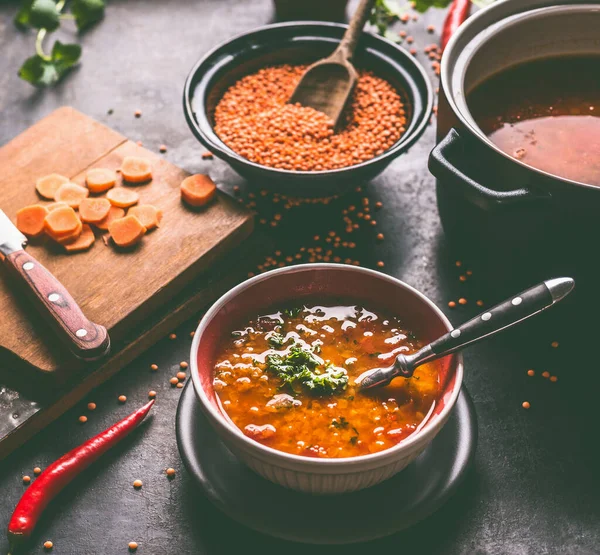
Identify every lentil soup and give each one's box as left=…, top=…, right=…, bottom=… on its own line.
left=213, top=303, right=440, bottom=458
left=213, top=64, right=407, bottom=172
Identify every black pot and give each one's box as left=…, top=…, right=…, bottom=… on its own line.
left=183, top=22, right=433, bottom=198
left=429, top=0, right=600, bottom=275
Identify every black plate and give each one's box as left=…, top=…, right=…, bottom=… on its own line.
left=176, top=381, right=477, bottom=544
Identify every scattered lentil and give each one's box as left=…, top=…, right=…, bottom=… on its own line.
left=78, top=416, right=88, bottom=424
left=23, top=475, right=31, bottom=484
left=134, top=110, right=142, bottom=118
left=180, top=361, right=189, bottom=369
left=34, top=467, right=42, bottom=476
left=459, top=275, right=467, bottom=282
left=551, top=341, right=559, bottom=348
left=427, top=24, right=436, bottom=33
left=148, top=391, right=157, bottom=399
left=476, top=300, right=484, bottom=307
left=150, top=364, right=158, bottom=371
left=458, top=298, right=467, bottom=305
left=455, top=261, right=462, bottom=267
left=522, top=401, right=531, bottom=409
left=376, top=261, right=385, bottom=268
left=550, top=376, right=558, bottom=382
left=201, top=151, right=214, bottom=160
left=166, top=468, right=176, bottom=478
left=214, top=65, right=406, bottom=171
left=159, top=144, right=167, bottom=153
left=176, top=372, right=187, bottom=381
left=44, top=540, right=54, bottom=550
left=176, top=382, right=184, bottom=389
left=87, top=402, right=97, bottom=410
left=169, top=333, right=177, bottom=340
left=376, top=233, right=384, bottom=241
left=129, top=542, right=138, bottom=551
left=542, top=371, right=550, bottom=378
left=448, top=301, right=456, bottom=308
left=133, top=479, right=143, bottom=489
left=527, top=369, right=535, bottom=377
left=118, top=395, right=127, bottom=403
left=170, top=377, right=179, bottom=386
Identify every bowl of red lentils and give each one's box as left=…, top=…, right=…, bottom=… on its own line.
left=183, top=22, right=433, bottom=197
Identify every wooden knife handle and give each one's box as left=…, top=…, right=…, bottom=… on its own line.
left=5, top=250, right=110, bottom=361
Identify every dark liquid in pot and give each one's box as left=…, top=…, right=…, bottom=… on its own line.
left=468, top=56, right=600, bottom=187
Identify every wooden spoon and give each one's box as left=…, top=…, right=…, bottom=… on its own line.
left=288, top=0, right=377, bottom=129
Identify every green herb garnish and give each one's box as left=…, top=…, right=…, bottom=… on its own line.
left=265, top=343, right=348, bottom=397
left=283, top=307, right=302, bottom=318
left=331, top=417, right=349, bottom=429
left=267, top=332, right=286, bottom=349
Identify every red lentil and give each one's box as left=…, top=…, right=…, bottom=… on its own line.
left=201, top=151, right=214, bottom=160
left=458, top=298, right=467, bottom=305
left=159, top=144, right=167, bottom=153
left=550, top=376, right=558, bottom=382
left=542, top=371, right=550, bottom=379
left=150, top=364, right=158, bottom=371
left=176, top=382, right=184, bottom=389
left=87, top=402, right=97, bottom=410
left=118, top=395, right=127, bottom=403
left=180, top=361, right=189, bottom=369
left=134, top=110, right=142, bottom=118
left=376, top=261, right=385, bottom=268
left=376, top=233, right=384, bottom=241
left=78, top=416, right=88, bottom=424
left=551, top=341, right=559, bottom=348
left=166, top=468, right=176, bottom=477
left=23, top=476, right=31, bottom=485
left=44, top=540, right=53, bottom=550
left=129, top=541, right=138, bottom=551
left=522, top=401, right=531, bottom=409
left=527, top=369, right=535, bottom=376
left=448, top=301, right=456, bottom=308
left=213, top=65, right=406, bottom=171
left=133, top=480, right=142, bottom=489
left=476, top=300, right=484, bottom=307
left=148, top=391, right=157, bottom=399
left=33, top=467, right=42, bottom=476
left=170, top=377, right=179, bottom=385
left=169, top=333, right=177, bottom=340
left=176, top=372, right=186, bottom=381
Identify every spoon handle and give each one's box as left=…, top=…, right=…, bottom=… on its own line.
left=337, top=0, right=377, bottom=61
left=428, top=277, right=574, bottom=358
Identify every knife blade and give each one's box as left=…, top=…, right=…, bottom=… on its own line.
left=0, top=209, right=110, bottom=361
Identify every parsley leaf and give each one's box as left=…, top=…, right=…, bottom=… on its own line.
left=71, top=0, right=105, bottom=31
left=29, top=0, right=60, bottom=31
left=19, top=40, right=81, bottom=87
left=265, top=343, right=348, bottom=397
left=331, top=417, right=349, bottom=429
left=411, top=0, right=453, bottom=13
left=267, top=332, right=286, bottom=349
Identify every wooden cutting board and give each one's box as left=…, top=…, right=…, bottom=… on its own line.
left=0, top=107, right=253, bottom=378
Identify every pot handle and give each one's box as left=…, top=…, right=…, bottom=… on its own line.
left=429, top=129, right=551, bottom=211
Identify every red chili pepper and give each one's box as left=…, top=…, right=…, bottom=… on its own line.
left=440, top=0, right=472, bottom=52
left=7, top=400, right=154, bottom=547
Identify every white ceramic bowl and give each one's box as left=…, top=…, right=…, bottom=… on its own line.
left=190, top=264, right=463, bottom=494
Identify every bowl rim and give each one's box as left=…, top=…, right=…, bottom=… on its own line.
left=183, top=21, right=434, bottom=178
left=190, top=263, right=464, bottom=469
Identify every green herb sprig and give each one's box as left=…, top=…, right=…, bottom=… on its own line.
left=15, top=0, right=106, bottom=86
left=266, top=343, right=348, bottom=397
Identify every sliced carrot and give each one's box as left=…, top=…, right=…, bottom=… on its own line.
left=180, top=174, right=217, bottom=207
left=55, top=220, right=83, bottom=245
left=128, top=205, right=162, bottom=230
left=54, top=182, right=89, bottom=209
left=36, top=174, right=69, bottom=200
left=95, top=206, right=125, bottom=231
left=120, top=157, right=152, bottom=183
left=64, top=224, right=95, bottom=252
left=16, top=205, right=49, bottom=237
left=108, top=215, right=146, bottom=247
left=86, top=168, right=117, bottom=193
left=44, top=205, right=81, bottom=237
left=47, top=202, right=69, bottom=212
left=79, top=198, right=111, bottom=224
left=106, top=188, right=139, bottom=208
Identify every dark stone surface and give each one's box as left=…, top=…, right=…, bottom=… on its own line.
left=0, top=1, right=599, bottom=554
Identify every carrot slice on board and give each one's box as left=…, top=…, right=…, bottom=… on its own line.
left=79, top=198, right=111, bottom=224
left=16, top=205, right=49, bottom=237
left=44, top=205, right=81, bottom=237
left=54, top=220, right=83, bottom=245
left=47, top=202, right=69, bottom=212
left=86, top=168, right=117, bottom=193
left=120, top=157, right=152, bottom=184
left=35, top=174, right=69, bottom=200
left=64, top=224, right=95, bottom=252
left=108, top=215, right=146, bottom=247
left=95, top=206, right=125, bottom=231
left=106, top=188, right=139, bottom=208
left=180, top=174, right=217, bottom=207
left=54, top=182, right=89, bottom=209
left=127, top=205, right=162, bottom=230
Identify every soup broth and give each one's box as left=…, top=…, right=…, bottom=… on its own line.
left=212, top=303, right=440, bottom=458
left=468, top=56, right=600, bottom=186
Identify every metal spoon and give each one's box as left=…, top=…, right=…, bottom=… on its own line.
left=288, top=0, right=376, bottom=129
left=357, top=277, right=575, bottom=391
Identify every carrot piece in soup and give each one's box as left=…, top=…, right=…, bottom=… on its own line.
left=64, top=224, right=95, bottom=252
left=44, top=205, right=81, bottom=237
left=86, top=168, right=117, bottom=193
left=54, top=182, right=89, bottom=209
left=79, top=198, right=111, bottom=224
left=108, top=215, right=146, bottom=247
left=35, top=174, right=69, bottom=200
left=180, top=174, right=217, bottom=207
left=95, top=206, right=125, bottom=231
left=16, top=205, right=49, bottom=237
left=106, top=188, right=139, bottom=208
left=120, top=157, right=152, bottom=183
left=127, top=205, right=162, bottom=230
